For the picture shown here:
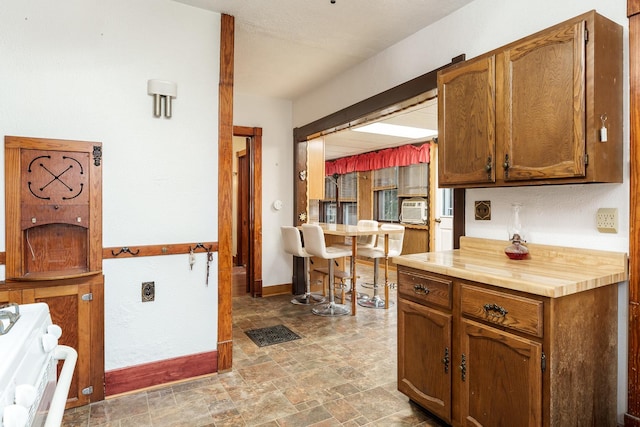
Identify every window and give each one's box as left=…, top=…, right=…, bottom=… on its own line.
left=440, top=188, right=453, bottom=216
left=343, top=202, right=357, bottom=225
left=373, top=167, right=399, bottom=222
left=321, top=172, right=358, bottom=224
left=321, top=202, right=337, bottom=223
left=398, top=163, right=428, bottom=196
left=339, top=172, right=357, bottom=200
left=376, top=189, right=399, bottom=221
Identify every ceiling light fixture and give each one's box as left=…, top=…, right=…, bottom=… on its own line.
left=352, top=123, right=437, bottom=139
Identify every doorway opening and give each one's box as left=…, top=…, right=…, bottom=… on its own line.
left=232, top=126, right=263, bottom=298
left=293, top=59, right=466, bottom=253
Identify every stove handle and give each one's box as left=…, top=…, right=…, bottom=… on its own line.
left=43, top=345, right=78, bottom=427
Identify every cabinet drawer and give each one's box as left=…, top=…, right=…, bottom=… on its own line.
left=460, top=285, right=543, bottom=337
left=398, top=270, right=452, bottom=309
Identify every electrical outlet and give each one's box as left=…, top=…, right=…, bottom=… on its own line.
left=596, top=208, right=618, bottom=233
left=142, top=281, right=155, bottom=302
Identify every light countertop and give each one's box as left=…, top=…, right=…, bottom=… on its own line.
left=393, top=237, right=628, bottom=298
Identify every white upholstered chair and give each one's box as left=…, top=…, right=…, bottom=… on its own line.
left=302, top=223, right=353, bottom=316
left=280, top=226, right=325, bottom=305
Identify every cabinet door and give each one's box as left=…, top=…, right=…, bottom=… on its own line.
left=498, top=20, right=586, bottom=182
left=438, top=56, right=496, bottom=186
left=398, top=299, right=452, bottom=423
left=459, top=319, right=542, bottom=427
left=21, top=278, right=105, bottom=408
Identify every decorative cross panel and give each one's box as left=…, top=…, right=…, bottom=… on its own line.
left=20, top=149, right=90, bottom=230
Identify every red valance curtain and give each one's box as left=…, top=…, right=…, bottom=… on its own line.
left=325, top=143, right=429, bottom=176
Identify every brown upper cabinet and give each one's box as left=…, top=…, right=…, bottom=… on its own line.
left=438, top=10, right=622, bottom=188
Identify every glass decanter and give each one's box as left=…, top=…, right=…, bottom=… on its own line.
left=505, top=202, right=529, bottom=260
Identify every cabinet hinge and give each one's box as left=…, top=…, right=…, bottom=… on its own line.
left=81, top=293, right=93, bottom=301
left=585, top=154, right=589, bottom=166
left=584, top=27, right=589, bottom=43
left=541, top=352, right=546, bottom=373
left=82, top=386, right=93, bottom=395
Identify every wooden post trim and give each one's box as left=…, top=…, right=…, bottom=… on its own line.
left=217, top=13, right=234, bottom=372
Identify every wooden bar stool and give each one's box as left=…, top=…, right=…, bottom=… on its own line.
left=302, top=224, right=352, bottom=316
left=280, top=226, right=325, bottom=305
left=358, top=224, right=405, bottom=309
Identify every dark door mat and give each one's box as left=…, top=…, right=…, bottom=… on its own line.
left=245, top=324, right=301, bottom=347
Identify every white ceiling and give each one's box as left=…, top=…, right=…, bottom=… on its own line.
left=174, top=0, right=472, bottom=158
left=175, top=0, right=473, bottom=100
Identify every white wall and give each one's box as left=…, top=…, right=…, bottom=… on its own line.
left=292, top=0, right=630, bottom=421
left=233, top=92, right=294, bottom=287
left=1, top=0, right=221, bottom=370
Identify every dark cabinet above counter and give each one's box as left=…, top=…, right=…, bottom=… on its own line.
left=437, top=10, right=622, bottom=188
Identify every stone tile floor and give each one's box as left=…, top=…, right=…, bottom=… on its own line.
left=61, top=267, right=446, bottom=426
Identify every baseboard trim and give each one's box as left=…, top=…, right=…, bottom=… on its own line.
left=105, top=350, right=217, bottom=396
left=262, top=283, right=291, bottom=296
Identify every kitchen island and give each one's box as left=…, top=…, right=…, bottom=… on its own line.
left=394, top=237, right=628, bottom=427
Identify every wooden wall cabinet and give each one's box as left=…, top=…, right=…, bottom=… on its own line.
left=307, top=138, right=325, bottom=200
left=438, top=10, right=622, bottom=188
left=3, top=136, right=104, bottom=408
left=397, top=266, right=617, bottom=426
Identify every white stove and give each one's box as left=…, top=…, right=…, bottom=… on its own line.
left=0, top=303, right=77, bottom=427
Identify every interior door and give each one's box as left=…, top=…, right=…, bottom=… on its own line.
left=435, top=188, right=454, bottom=251
left=236, top=149, right=249, bottom=268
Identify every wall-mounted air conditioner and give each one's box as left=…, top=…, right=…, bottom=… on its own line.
left=400, top=198, right=427, bottom=225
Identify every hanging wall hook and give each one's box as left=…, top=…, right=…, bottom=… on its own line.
left=111, top=247, right=141, bottom=257
left=190, top=243, right=213, bottom=253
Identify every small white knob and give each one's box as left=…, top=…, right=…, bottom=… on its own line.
left=2, top=404, right=29, bottom=427
left=14, top=384, right=37, bottom=407
left=47, top=324, right=62, bottom=339
left=42, top=334, right=58, bottom=353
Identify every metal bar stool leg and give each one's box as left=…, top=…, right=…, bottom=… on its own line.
left=312, top=259, right=350, bottom=316
left=358, top=258, right=393, bottom=309
left=291, top=257, right=325, bottom=305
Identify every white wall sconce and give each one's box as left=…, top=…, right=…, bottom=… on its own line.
left=147, top=79, right=177, bottom=118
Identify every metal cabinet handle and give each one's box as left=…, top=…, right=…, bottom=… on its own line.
left=442, top=347, right=450, bottom=373
left=483, top=303, right=508, bottom=318
left=503, top=154, right=510, bottom=178
left=485, top=156, right=492, bottom=180
left=413, top=284, right=430, bottom=295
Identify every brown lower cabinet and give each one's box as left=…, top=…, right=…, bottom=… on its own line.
left=397, top=266, right=617, bottom=427
left=0, top=273, right=105, bottom=408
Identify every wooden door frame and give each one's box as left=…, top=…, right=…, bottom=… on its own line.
left=627, top=2, right=640, bottom=425
left=234, top=126, right=263, bottom=298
